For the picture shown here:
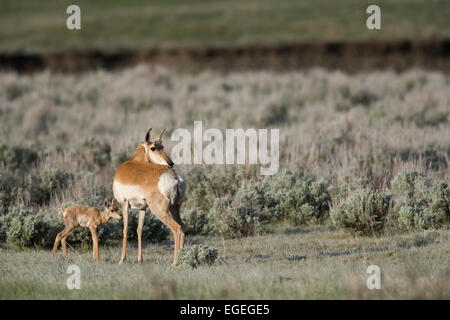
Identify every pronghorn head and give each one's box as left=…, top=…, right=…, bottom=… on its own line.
left=103, top=198, right=122, bottom=221
left=143, top=128, right=174, bottom=168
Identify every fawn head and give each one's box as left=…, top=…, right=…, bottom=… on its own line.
left=143, top=128, right=174, bottom=168
left=103, top=198, right=121, bottom=220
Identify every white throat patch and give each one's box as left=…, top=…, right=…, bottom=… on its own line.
left=149, top=149, right=169, bottom=165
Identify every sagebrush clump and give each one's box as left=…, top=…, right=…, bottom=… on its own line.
left=391, top=170, right=447, bottom=230
left=331, top=189, right=391, bottom=235
left=177, top=245, right=219, bottom=268
left=0, top=143, right=38, bottom=171
left=24, top=168, right=74, bottom=205
left=210, top=196, right=261, bottom=239
left=260, top=168, right=332, bottom=225
left=235, top=180, right=282, bottom=223
left=5, top=205, right=59, bottom=248
left=182, top=208, right=212, bottom=236
left=0, top=168, right=16, bottom=215
left=184, top=166, right=244, bottom=212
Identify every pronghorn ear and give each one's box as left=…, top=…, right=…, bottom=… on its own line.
left=155, top=128, right=166, bottom=142
left=145, top=128, right=152, bottom=144
left=104, top=198, right=108, bottom=207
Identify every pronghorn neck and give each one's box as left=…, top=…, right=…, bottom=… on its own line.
left=130, top=142, right=148, bottom=162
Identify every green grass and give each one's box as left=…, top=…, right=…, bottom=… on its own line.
left=0, top=0, right=449, bottom=53
left=1, top=226, right=449, bottom=299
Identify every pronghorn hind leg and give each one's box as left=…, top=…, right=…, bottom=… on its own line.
left=61, top=229, right=75, bottom=255
left=52, top=226, right=74, bottom=255
left=119, top=200, right=129, bottom=264
left=137, top=209, right=146, bottom=263
left=147, top=198, right=182, bottom=266
left=170, top=202, right=185, bottom=250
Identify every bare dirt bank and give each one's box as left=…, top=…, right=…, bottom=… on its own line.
left=1, top=40, right=450, bottom=74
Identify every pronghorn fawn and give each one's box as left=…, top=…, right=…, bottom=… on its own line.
left=113, top=128, right=186, bottom=265
left=52, top=199, right=122, bottom=261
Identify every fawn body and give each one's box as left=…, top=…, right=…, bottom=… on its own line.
left=52, top=199, right=121, bottom=261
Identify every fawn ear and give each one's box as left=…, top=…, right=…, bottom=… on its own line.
left=111, top=198, right=116, bottom=206
left=104, top=198, right=108, bottom=207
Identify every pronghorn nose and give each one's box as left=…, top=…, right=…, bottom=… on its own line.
left=168, top=160, right=174, bottom=168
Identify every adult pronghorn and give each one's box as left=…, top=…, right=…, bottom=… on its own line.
left=113, top=128, right=186, bottom=265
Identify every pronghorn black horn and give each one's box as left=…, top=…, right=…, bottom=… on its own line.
left=145, top=128, right=152, bottom=144
left=156, top=128, right=165, bottom=142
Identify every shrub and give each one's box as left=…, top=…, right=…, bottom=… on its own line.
left=177, top=245, right=219, bottom=268
left=112, top=147, right=130, bottom=169
left=391, top=170, right=431, bottom=199
left=0, top=143, right=38, bottom=171
left=260, top=103, right=288, bottom=126
left=331, top=189, right=391, bottom=235
left=233, top=168, right=332, bottom=226
left=209, top=196, right=261, bottom=239
left=72, top=171, right=115, bottom=208
left=391, top=170, right=446, bottom=230
left=0, top=214, right=9, bottom=242
left=235, top=180, right=282, bottom=223
left=260, top=168, right=332, bottom=225
left=184, top=166, right=243, bottom=212
left=397, top=203, right=443, bottom=231
left=5, top=205, right=58, bottom=248
left=182, top=208, right=212, bottom=236
left=0, top=169, right=16, bottom=215
left=279, top=177, right=331, bottom=225
left=431, top=182, right=450, bottom=221
left=24, top=168, right=74, bottom=205
left=80, top=138, right=112, bottom=169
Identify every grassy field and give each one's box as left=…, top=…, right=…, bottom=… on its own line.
left=1, top=226, right=449, bottom=299
left=0, top=0, right=449, bottom=53
left=0, top=65, right=449, bottom=299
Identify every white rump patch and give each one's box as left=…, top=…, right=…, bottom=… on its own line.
left=176, top=173, right=186, bottom=202
left=158, top=172, right=179, bottom=203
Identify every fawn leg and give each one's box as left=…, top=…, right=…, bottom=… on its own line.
left=52, top=226, right=74, bottom=255
left=61, top=229, right=75, bottom=255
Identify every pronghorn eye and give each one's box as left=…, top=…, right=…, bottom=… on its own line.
left=150, top=147, right=156, bottom=151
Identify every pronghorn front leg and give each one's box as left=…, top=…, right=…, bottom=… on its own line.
left=119, top=200, right=129, bottom=264
left=137, top=209, right=146, bottom=263
left=90, top=226, right=100, bottom=262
